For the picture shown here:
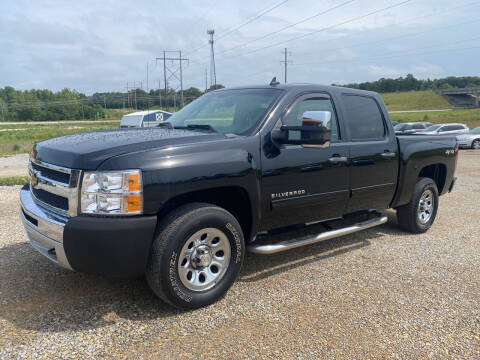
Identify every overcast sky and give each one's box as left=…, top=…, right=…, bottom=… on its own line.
left=1, top=0, right=479, bottom=94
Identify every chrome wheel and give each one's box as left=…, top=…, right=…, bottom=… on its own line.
left=417, top=189, right=434, bottom=224
left=473, top=140, right=480, bottom=150
left=177, top=228, right=231, bottom=292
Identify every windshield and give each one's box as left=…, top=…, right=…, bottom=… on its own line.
left=470, top=126, right=480, bottom=134
left=423, top=124, right=441, bottom=132
left=394, top=123, right=411, bottom=131
left=167, top=88, right=283, bottom=135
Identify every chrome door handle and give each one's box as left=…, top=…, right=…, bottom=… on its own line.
left=328, top=156, right=348, bottom=163
left=381, top=152, right=396, bottom=158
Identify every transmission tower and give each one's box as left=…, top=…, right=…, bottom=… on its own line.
left=208, top=29, right=217, bottom=88
left=155, top=50, right=188, bottom=111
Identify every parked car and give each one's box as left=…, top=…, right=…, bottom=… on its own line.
left=394, top=122, right=432, bottom=134
left=456, top=126, right=480, bottom=149
left=120, top=110, right=172, bottom=128
left=391, top=121, right=399, bottom=126
left=418, top=123, right=469, bottom=135
left=21, top=84, right=458, bottom=309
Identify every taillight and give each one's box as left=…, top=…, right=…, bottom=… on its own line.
left=455, top=147, right=459, bottom=171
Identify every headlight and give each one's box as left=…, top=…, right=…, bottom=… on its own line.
left=81, top=170, right=143, bottom=215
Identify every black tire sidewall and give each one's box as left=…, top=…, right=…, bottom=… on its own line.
left=158, top=207, right=244, bottom=309
left=413, top=179, right=439, bottom=231
left=472, top=139, right=480, bottom=149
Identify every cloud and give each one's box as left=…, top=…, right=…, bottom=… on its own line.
left=0, top=0, right=479, bottom=92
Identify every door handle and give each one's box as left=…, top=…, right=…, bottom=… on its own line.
left=381, top=151, right=396, bottom=158
left=328, top=155, right=348, bottom=163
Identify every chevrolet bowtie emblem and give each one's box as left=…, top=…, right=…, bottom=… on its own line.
left=31, top=171, right=38, bottom=186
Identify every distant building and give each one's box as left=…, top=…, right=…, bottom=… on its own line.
left=120, top=110, right=172, bottom=128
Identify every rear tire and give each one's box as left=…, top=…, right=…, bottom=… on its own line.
left=146, top=203, right=245, bottom=310
left=396, top=177, right=439, bottom=233
left=472, top=139, right=480, bottom=150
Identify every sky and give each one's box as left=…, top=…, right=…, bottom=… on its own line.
left=1, top=0, right=479, bottom=94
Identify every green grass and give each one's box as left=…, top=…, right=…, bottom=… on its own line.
left=0, top=121, right=120, bottom=156
left=0, top=176, right=30, bottom=186
left=389, top=108, right=480, bottom=129
left=381, top=90, right=451, bottom=111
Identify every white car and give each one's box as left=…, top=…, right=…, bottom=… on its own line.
left=120, top=110, right=172, bottom=128
left=418, top=123, right=470, bottom=135
left=456, top=127, right=480, bottom=149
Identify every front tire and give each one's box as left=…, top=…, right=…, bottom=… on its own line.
left=396, top=177, right=439, bottom=233
left=146, top=203, right=245, bottom=310
left=472, top=139, right=480, bottom=150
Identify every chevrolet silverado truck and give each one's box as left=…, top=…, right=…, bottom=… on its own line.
left=20, top=83, right=458, bottom=309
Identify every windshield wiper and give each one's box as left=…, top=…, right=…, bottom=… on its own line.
left=173, top=124, right=218, bottom=133
left=157, top=122, right=173, bottom=129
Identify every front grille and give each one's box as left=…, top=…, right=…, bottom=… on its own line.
left=31, top=161, right=70, bottom=185
left=31, top=187, right=69, bottom=211
left=29, top=158, right=79, bottom=216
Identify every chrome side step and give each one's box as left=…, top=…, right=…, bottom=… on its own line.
left=247, top=215, right=388, bottom=255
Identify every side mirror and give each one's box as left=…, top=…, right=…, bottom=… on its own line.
left=271, top=111, right=332, bottom=148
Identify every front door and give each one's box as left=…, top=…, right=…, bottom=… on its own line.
left=260, top=93, right=350, bottom=230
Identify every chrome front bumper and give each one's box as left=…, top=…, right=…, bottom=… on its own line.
left=20, top=186, right=73, bottom=270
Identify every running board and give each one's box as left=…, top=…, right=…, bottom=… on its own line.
left=247, top=215, right=388, bottom=255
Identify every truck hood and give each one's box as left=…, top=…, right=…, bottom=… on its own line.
left=33, top=128, right=225, bottom=170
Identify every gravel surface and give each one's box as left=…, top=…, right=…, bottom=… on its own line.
left=0, top=151, right=479, bottom=359
left=0, top=153, right=29, bottom=178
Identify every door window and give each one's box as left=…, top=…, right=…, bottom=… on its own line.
left=283, top=97, right=339, bottom=141
left=342, top=95, right=386, bottom=141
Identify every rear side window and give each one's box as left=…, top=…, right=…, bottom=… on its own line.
left=413, top=124, right=424, bottom=129
left=342, top=95, right=385, bottom=141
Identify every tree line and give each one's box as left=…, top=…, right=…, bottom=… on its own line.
left=2, top=75, right=479, bottom=122
left=0, top=85, right=225, bottom=122
left=335, top=74, right=480, bottom=93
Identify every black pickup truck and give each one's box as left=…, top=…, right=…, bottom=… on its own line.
left=20, top=83, right=458, bottom=309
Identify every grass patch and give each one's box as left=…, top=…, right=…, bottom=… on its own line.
left=0, top=121, right=120, bottom=156
left=389, top=108, right=480, bottom=129
left=381, top=90, right=451, bottom=111
left=0, top=176, right=30, bottom=186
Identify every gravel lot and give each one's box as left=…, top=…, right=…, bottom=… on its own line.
left=0, top=153, right=29, bottom=178
left=0, top=151, right=479, bottom=359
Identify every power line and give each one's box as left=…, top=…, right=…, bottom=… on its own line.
left=226, top=0, right=415, bottom=59
left=291, top=34, right=480, bottom=67
left=186, top=0, right=415, bottom=68
left=186, top=0, right=289, bottom=56
left=294, top=17, right=480, bottom=58
left=216, top=0, right=356, bottom=56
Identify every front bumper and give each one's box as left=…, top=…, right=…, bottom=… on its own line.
left=20, top=185, right=72, bottom=269
left=457, top=141, right=471, bottom=148
left=20, top=186, right=157, bottom=277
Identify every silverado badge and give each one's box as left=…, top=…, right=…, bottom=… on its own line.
left=271, top=189, right=306, bottom=199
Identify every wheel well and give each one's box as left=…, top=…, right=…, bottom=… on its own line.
left=418, top=164, right=446, bottom=193
left=157, top=187, right=253, bottom=240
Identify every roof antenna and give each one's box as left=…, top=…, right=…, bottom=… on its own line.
left=270, top=77, right=280, bottom=86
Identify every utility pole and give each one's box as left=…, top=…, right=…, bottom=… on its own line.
left=280, top=48, right=292, bottom=83
left=134, top=80, right=137, bottom=110
left=146, top=62, right=149, bottom=93
left=179, top=50, right=184, bottom=107
left=158, top=80, right=162, bottom=109
left=103, top=95, right=106, bottom=109
left=207, top=29, right=216, bottom=88
left=126, top=82, right=130, bottom=109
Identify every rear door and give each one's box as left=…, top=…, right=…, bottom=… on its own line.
left=341, top=94, right=398, bottom=213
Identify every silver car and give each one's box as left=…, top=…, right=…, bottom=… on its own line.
left=456, top=127, right=480, bottom=149
left=418, top=123, right=470, bottom=135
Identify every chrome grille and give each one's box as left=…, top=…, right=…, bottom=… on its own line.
left=28, top=158, right=80, bottom=216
